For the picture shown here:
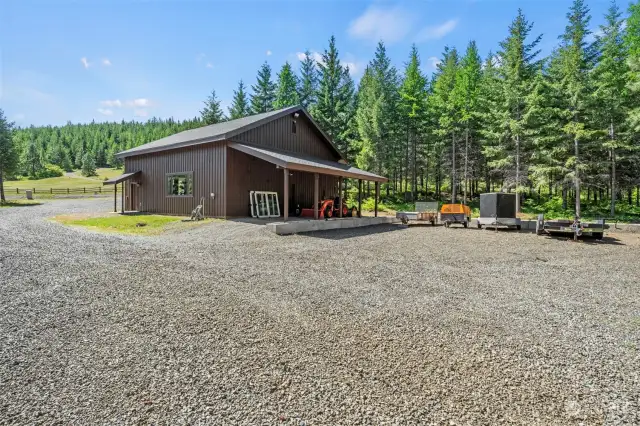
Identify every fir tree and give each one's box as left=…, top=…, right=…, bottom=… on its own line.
left=81, top=153, right=97, bottom=177
left=592, top=0, right=629, bottom=215
left=556, top=0, right=595, bottom=217
left=22, top=137, right=44, bottom=178
left=0, top=109, right=18, bottom=202
left=273, top=62, right=300, bottom=109
left=314, top=36, right=356, bottom=157
left=250, top=62, right=276, bottom=114
left=398, top=44, right=427, bottom=199
left=200, top=89, right=226, bottom=124
left=430, top=46, right=462, bottom=202
left=228, top=80, right=250, bottom=119
left=456, top=41, right=483, bottom=205
left=496, top=9, right=542, bottom=210
left=298, top=50, right=318, bottom=109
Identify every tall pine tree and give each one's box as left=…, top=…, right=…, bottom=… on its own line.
left=298, top=51, right=318, bottom=109
left=201, top=89, right=226, bottom=124
left=273, top=62, right=300, bottom=109
left=228, top=80, right=250, bottom=119
left=0, top=109, right=17, bottom=202
left=250, top=62, right=276, bottom=114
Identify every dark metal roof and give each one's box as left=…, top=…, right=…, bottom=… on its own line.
left=228, top=143, right=388, bottom=182
left=116, top=106, right=343, bottom=159
left=103, top=171, right=141, bottom=185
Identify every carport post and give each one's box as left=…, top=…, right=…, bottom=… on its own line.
left=114, top=184, right=117, bottom=212
left=338, top=177, right=343, bottom=218
left=374, top=181, right=379, bottom=218
left=314, top=173, right=319, bottom=220
left=358, top=179, right=362, bottom=218
left=283, top=168, right=289, bottom=222
left=121, top=182, right=124, bottom=214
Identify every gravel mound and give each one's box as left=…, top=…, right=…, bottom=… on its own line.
left=1, top=199, right=639, bottom=424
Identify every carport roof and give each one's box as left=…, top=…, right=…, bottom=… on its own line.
left=103, top=171, right=141, bottom=185
left=228, top=143, right=388, bottom=182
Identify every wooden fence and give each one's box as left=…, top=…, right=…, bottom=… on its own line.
left=7, top=187, right=105, bottom=195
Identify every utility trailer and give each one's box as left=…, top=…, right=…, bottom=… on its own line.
left=440, top=204, right=471, bottom=228
left=477, top=192, right=522, bottom=230
left=396, top=201, right=438, bottom=226
left=536, top=214, right=606, bottom=240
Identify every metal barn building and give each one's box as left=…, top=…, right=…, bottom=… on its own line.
left=106, top=106, right=387, bottom=219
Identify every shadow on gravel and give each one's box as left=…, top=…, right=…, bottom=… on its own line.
left=299, top=224, right=404, bottom=240
left=537, top=234, right=625, bottom=246
left=0, top=202, right=43, bottom=208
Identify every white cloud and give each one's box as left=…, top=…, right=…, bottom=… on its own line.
left=266, top=50, right=272, bottom=56
left=134, top=109, right=148, bottom=117
left=348, top=5, right=414, bottom=44
left=80, top=57, right=90, bottom=69
left=206, top=62, right=214, bottom=69
left=100, top=99, right=122, bottom=108
left=428, top=56, right=441, bottom=69
left=295, top=51, right=324, bottom=65
left=126, top=98, right=151, bottom=107
left=102, top=58, right=112, bottom=66
left=416, top=19, right=459, bottom=41
left=97, top=108, right=113, bottom=116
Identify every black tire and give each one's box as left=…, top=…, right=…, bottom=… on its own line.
left=444, top=221, right=450, bottom=228
left=516, top=225, right=522, bottom=231
left=477, top=222, right=482, bottom=229
left=324, top=205, right=332, bottom=220
left=463, top=221, right=468, bottom=228
left=593, top=232, right=604, bottom=240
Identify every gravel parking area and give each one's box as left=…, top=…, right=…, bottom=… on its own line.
left=1, top=199, right=639, bottom=425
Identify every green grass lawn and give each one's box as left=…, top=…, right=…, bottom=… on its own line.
left=0, top=199, right=42, bottom=208
left=53, top=214, right=213, bottom=235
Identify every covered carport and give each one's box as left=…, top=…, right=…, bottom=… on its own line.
left=228, top=143, right=387, bottom=222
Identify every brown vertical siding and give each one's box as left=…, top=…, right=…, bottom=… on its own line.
left=124, top=143, right=226, bottom=217
left=231, top=114, right=339, bottom=161
left=226, top=148, right=338, bottom=217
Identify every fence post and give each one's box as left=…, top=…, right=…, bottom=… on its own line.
left=84, top=187, right=86, bottom=194
left=67, top=188, right=69, bottom=194
left=33, top=188, right=36, bottom=194
left=50, top=188, right=53, bottom=194
left=16, top=188, right=19, bottom=194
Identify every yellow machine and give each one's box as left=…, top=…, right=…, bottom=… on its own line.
left=440, top=204, right=471, bottom=228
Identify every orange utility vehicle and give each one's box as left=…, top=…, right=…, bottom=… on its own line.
left=298, top=198, right=358, bottom=219
left=440, top=203, right=472, bottom=228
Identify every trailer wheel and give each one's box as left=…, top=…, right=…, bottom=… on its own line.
left=593, top=232, right=604, bottom=240
left=444, top=221, right=450, bottom=228
left=516, top=225, right=522, bottom=231
left=463, top=221, right=468, bottom=228
left=477, top=222, right=482, bottom=229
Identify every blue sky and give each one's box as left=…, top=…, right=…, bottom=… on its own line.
left=1, top=0, right=614, bottom=127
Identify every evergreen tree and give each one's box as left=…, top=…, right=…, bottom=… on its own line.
left=456, top=41, right=483, bottom=204
left=313, top=36, right=356, bottom=157
left=398, top=44, right=427, bottom=199
left=430, top=46, right=462, bottom=202
left=228, top=80, right=250, bottom=119
left=355, top=67, right=381, bottom=174
left=81, top=153, right=97, bottom=177
left=625, top=1, right=640, bottom=130
left=21, top=137, right=44, bottom=178
left=592, top=0, right=629, bottom=215
left=273, top=62, right=300, bottom=109
left=298, top=50, right=318, bottom=109
left=250, top=62, right=276, bottom=114
left=200, top=89, right=226, bottom=124
left=556, top=0, right=595, bottom=218
left=496, top=9, right=542, bottom=210
left=0, top=109, right=18, bottom=202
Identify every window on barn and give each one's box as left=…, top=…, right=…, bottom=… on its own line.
left=166, top=172, right=193, bottom=196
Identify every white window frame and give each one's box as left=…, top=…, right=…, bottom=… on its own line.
left=250, top=191, right=280, bottom=218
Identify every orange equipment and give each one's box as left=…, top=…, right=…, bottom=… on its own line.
left=440, top=203, right=471, bottom=228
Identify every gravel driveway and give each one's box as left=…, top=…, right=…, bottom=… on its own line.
left=1, top=199, right=639, bottom=425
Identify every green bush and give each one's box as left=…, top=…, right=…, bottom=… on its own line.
left=27, top=164, right=64, bottom=180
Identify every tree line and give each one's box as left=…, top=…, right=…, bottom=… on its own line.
left=2, top=0, right=640, bottom=216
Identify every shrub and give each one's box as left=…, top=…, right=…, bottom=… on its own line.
left=27, top=164, right=64, bottom=180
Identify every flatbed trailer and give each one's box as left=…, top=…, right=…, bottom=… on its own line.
left=396, top=201, right=438, bottom=226
left=536, top=214, right=606, bottom=240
